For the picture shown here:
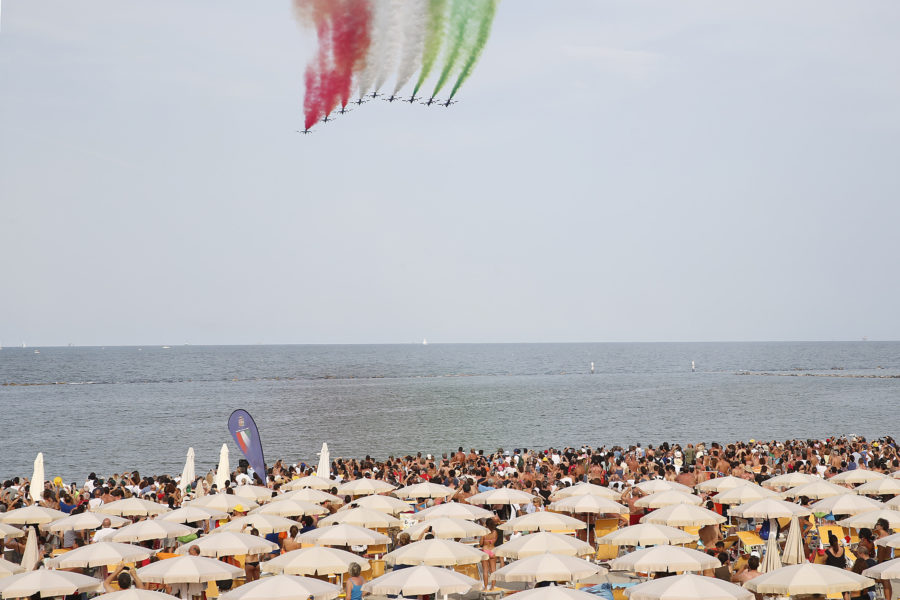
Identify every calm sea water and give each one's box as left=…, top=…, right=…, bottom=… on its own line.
left=1, top=342, right=898, bottom=482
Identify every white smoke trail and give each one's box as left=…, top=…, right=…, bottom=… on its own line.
left=356, top=0, right=390, bottom=99
left=392, top=0, right=427, bottom=95
left=374, top=0, right=404, bottom=92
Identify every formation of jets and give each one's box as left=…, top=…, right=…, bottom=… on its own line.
left=298, top=91, right=459, bottom=134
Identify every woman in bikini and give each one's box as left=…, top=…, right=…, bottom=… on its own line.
left=480, top=518, right=500, bottom=587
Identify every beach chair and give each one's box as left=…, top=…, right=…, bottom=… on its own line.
left=682, top=526, right=701, bottom=549
left=368, top=559, right=385, bottom=579
left=454, top=562, right=480, bottom=581
left=594, top=517, right=619, bottom=561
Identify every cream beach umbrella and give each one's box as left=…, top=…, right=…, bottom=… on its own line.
left=781, top=516, right=805, bottom=565
left=893, top=469, right=900, bottom=479
left=863, top=557, right=900, bottom=580
left=394, top=482, right=455, bottom=500
left=319, top=507, right=402, bottom=529
left=413, top=502, right=494, bottom=521
left=362, top=564, right=481, bottom=597
left=45, top=512, right=128, bottom=533
left=597, top=524, right=698, bottom=547
left=29, top=454, right=44, bottom=506
left=830, top=469, right=889, bottom=485
left=111, top=520, right=196, bottom=542
left=47, top=542, right=152, bottom=569
left=233, top=485, right=273, bottom=503
left=343, top=494, right=412, bottom=515
left=550, top=495, right=628, bottom=515
left=551, top=482, right=621, bottom=501
left=177, top=447, right=195, bottom=495
left=136, top=555, right=243, bottom=584
left=729, top=499, right=811, bottom=519
left=491, top=553, right=605, bottom=585
left=188, top=493, right=257, bottom=513
left=159, top=506, right=226, bottom=524
left=95, top=590, right=181, bottom=600
left=175, top=531, right=278, bottom=557
left=760, top=525, right=782, bottom=573
left=20, top=528, right=39, bottom=572
left=277, top=488, right=342, bottom=504
left=213, top=444, right=230, bottom=491
left=855, top=477, right=900, bottom=496
left=876, top=532, right=900, bottom=549
left=625, top=573, right=752, bottom=600
left=219, top=574, right=340, bottom=600
left=282, top=475, right=338, bottom=491
left=0, top=569, right=102, bottom=598
left=0, top=524, right=23, bottom=540
left=336, top=479, right=394, bottom=497
left=810, top=494, right=884, bottom=516
left=762, top=473, right=821, bottom=490
left=695, top=476, right=754, bottom=494
left=262, top=547, right=370, bottom=576
left=782, top=480, right=851, bottom=500
left=316, top=443, right=330, bottom=479
left=634, top=491, right=701, bottom=509
left=494, top=532, right=595, bottom=559
left=744, top=563, right=873, bottom=595
left=404, top=517, right=489, bottom=541
left=887, top=495, right=900, bottom=509
left=610, top=545, right=720, bottom=573
left=511, top=587, right=600, bottom=600
left=97, top=498, right=170, bottom=517
left=712, top=485, right=777, bottom=506
left=216, top=514, right=298, bottom=535
left=837, top=508, right=900, bottom=529
left=639, top=504, right=725, bottom=527
left=0, top=558, right=24, bottom=579
left=635, top=481, right=692, bottom=494
left=466, top=488, right=536, bottom=506
left=0, top=506, right=66, bottom=525
left=250, top=498, right=327, bottom=518
left=499, top=512, right=588, bottom=533
left=384, top=538, right=487, bottom=566
left=297, top=524, right=390, bottom=547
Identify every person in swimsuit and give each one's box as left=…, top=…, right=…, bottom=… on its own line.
left=480, top=518, right=500, bottom=587
left=345, top=562, right=365, bottom=600
left=243, top=528, right=262, bottom=582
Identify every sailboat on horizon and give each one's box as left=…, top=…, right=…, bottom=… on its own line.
left=422, top=338, right=428, bottom=346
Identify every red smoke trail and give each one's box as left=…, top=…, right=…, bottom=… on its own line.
left=303, top=21, right=332, bottom=130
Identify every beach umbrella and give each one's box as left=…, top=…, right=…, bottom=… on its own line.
left=760, top=521, right=782, bottom=573
left=384, top=538, right=487, bottom=566
left=597, top=523, right=698, bottom=547
left=394, top=482, right=455, bottom=500
left=830, top=469, right=889, bottom=485
left=297, top=523, right=390, bottom=547
left=45, top=512, right=129, bottom=533
left=213, top=444, right=230, bottom=490
left=216, top=514, right=298, bottom=535
left=136, top=555, right=243, bottom=584
left=893, top=469, right=900, bottom=480
left=316, top=443, right=330, bottom=479
left=0, top=558, right=24, bottom=579
left=762, top=473, right=822, bottom=490
left=744, top=563, right=873, bottom=595
left=177, top=447, right=195, bottom=495
left=319, top=507, right=402, bottom=529
left=781, top=516, right=806, bottom=565
left=610, top=545, right=720, bottom=573
left=233, top=485, right=274, bottom=503
left=695, top=476, right=754, bottom=494
left=887, top=495, right=900, bottom=509
left=188, top=493, right=258, bottom=513
left=509, top=587, right=600, bottom=600
left=111, top=520, right=196, bottom=542
left=0, top=506, right=66, bottom=525
left=281, top=475, right=338, bottom=491
left=491, top=553, right=604, bottom=585
left=159, top=506, right=226, bottom=524
left=550, top=482, right=621, bottom=501
left=625, top=573, right=752, bottom=600
left=634, top=491, right=701, bottom=509
left=494, top=532, right=595, bottom=559
left=404, top=517, right=489, bottom=541
left=782, top=480, right=851, bottom=500
left=219, top=574, right=340, bottom=600
left=95, top=590, right=181, bottom=600
left=711, top=485, right=777, bottom=506
left=863, top=557, right=900, bottom=580
left=413, top=501, right=495, bottom=521
left=96, top=498, right=170, bottom=517
left=0, top=524, right=23, bottom=540
left=47, top=542, right=151, bottom=569
left=466, top=488, right=536, bottom=506
left=837, top=509, right=900, bottom=529
left=729, top=498, right=811, bottom=519
left=810, top=494, right=884, bottom=516
left=277, top=488, right=342, bottom=504
left=250, top=498, right=327, bottom=518
left=639, top=504, right=725, bottom=527
left=20, top=528, right=39, bottom=572
left=550, top=495, right=628, bottom=515
left=175, top=531, right=278, bottom=558
left=262, top=547, right=370, bottom=576
left=362, top=564, right=481, bottom=597
left=342, top=494, right=411, bottom=516
left=500, top=512, right=588, bottom=533
left=876, top=532, right=900, bottom=549
left=855, top=477, right=900, bottom=496
left=29, top=453, right=44, bottom=506
left=0, top=569, right=102, bottom=598
left=336, top=479, right=394, bottom=497
left=634, top=480, right=692, bottom=494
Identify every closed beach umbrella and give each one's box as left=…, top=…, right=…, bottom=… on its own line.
left=494, top=532, right=595, bottom=559
left=0, top=558, right=24, bottom=579
left=29, top=453, right=44, bottom=507
left=500, top=512, right=588, bottom=533
left=0, top=506, right=67, bottom=526
left=262, top=547, right=370, bottom=576
left=729, top=499, right=811, bottom=519
left=635, top=481, right=692, bottom=494
left=45, top=512, right=128, bottom=533
left=213, top=444, right=230, bottom=491
left=466, top=488, right=536, bottom=506
left=760, top=523, right=782, bottom=573
left=855, top=478, right=900, bottom=496
left=0, top=569, right=102, bottom=598
left=97, top=498, right=170, bottom=517
left=830, top=469, right=888, bottom=485
left=336, top=479, right=395, bottom=497
left=551, top=482, right=621, bottom=501
left=782, top=480, right=851, bottom=500
left=404, top=517, right=489, bottom=541
left=384, top=538, right=487, bottom=566
left=876, top=532, right=900, bottom=549
left=491, top=553, right=604, bottom=585
left=550, top=495, right=628, bottom=515
left=810, top=494, right=884, bottom=516
left=343, top=494, right=411, bottom=516
left=159, top=506, right=226, bottom=524
left=233, top=485, right=273, bottom=503
left=277, top=489, right=342, bottom=505
left=216, top=514, right=298, bottom=535
left=639, top=504, right=725, bottom=527
left=111, top=520, right=196, bottom=542
left=695, top=476, right=754, bottom=494
left=95, top=590, right=181, bottom=600
left=837, top=509, right=900, bottom=530
left=319, top=507, right=401, bottom=529
left=188, top=493, right=258, bottom=514
left=762, top=473, right=822, bottom=490
left=251, top=498, right=326, bottom=518
left=510, top=587, right=599, bottom=600
left=47, top=542, right=151, bottom=569
left=316, top=443, right=330, bottom=479
left=744, top=563, right=873, bottom=595
left=282, top=475, right=337, bottom=491
left=598, top=524, right=698, bottom=547
left=20, top=528, right=39, bottom=572
left=394, top=482, right=455, bottom=500
left=219, top=574, right=340, bottom=600
left=297, top=524, right=390, bottom=547
left=0, top=524, right=24, bottom=540
left=781, top=516, right=805, bottom=565
left=413, top=502, right=494, bottom=522
left=610, top=545, right=720, bottom=573
left=712, top=485, right=777, bottom=506
left=177, top=447, right=195, bottom=495
left=625, top=573, right=752, bottom=600
left=862, top=557, right=900, bottom=580
left=175, top=532, right=278, bottom=558
left=634, top=491, right=701, bottom=509
left=136, top=555, right=243, bottom=584
left=362, top=564, right=481, bottom=597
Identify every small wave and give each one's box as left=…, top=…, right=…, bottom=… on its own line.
left=737, top=371, right=900, bottom=379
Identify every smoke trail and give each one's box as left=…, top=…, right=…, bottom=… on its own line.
left=356, top=0, right=389, bottom=99
left=411, top=0, right=449, bottom=97
left=448, top=0, right=498, bottom=99
left=323, top=0, right=373, bottom=110
left=294, top=0, right=334, bottom=129
left=373, top=0, right=404, bottom=92
left=430, top=0, right=475, bottom=98
left=393, top=1, right=427, bottom=95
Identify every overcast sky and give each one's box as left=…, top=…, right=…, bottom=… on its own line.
left=1, top=0, right=899, bottom=346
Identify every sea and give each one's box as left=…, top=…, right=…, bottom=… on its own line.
left=1, top=342, right=898, bottom=482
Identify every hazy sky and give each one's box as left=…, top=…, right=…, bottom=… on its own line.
left=2, top=1, right=899, bottom=346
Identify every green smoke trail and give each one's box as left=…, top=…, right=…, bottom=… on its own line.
left=448, top=0, right=498, bottom=100
left=430, top=0, right=474, bottom=98
left=412, top=0, right=449, bottom=97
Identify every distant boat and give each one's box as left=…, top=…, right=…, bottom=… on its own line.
left=34, top=350, right=40, bottom=354
left=22, top=342, right=26, bottom=349
left=162, top=346, right=171, bottom=349
left=422, top=338, right=428, bottom=346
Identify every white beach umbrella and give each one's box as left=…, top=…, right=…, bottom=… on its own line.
left=893, top=469, right=900, bottom=480
left=262, top=547, right=370, bottom=576
left=188, top=493, right=257, bottom=513
left=782, top=480, right=852, bottom=500
left=213, top=444, right=230, bottom=491
left=233, top=485, right=273, bottom=503
left=47, top=542, right=151, bottom=569
left=863, top=557, right=900, bottom=580
left=342, top=494, right=411, bottom=516
left=281, top=475, right=338, bottom=491
left=0, top=506, right=67, bottom=525
left=639, top=504, right=725, bottom=527
left=550, top=482, right=621, bottom=501
left=500, top=512, right=588, bottom=533
left=0, top=524, right=24, bottom=540
left=855, top=477, right=900, bottom=496
left=830, top=469, right=889, bottom=485
left=887, top=495, right=900, bottom=509
left=712, top=485, right=777, bottom=506
left=729, top=498, right=811, bottom=519
left=219, top=574, right=340, bottom=600
left=0, top=558, right=24, bottom=579
left=511, top=587, right=600, bottom=600
left=491, top=553, right=605, bottom=585
left=319, top=507, right=402, bottom=529
left=634, top=480, right=692, bottom=494
left=550, top=495, right=628, bottom=515
left=597, top=523, right=698, bottom=547
left=336, top=478, right=394, bottom=497
left=781, top=516, right=806, bottom=565
left=394, top=482, right=455, bottom=500
left=95, top=590, right=181, bottom=600
left=45, top=512, right=129, bottom=533
left=762, top=472, right=821, bottom=490
left=216, top=514, right=299, bottom=535
left=876, top=532, right=900, bottom=549
left=175, top=531, right=278, bottom=557
left=466, top=488, right=536, bottom=506
left=610, top=545, right=720, bottom=573
left=362, top=564, right=481, bottom=597
left=297, top=524, right=390, bottom=547
left=159, top=506, right=226, bottom=524
left=0, top=569, right=102, bottom=598
left=695, top=476, right=754, bottom=494
left=837, top=509, right=900, bottom=529
left=29, top=454, right=44, bottom=506
left=810, top=494, right=884, bottom=516
left=96, top=498, right=170, bottom=517
left=316, top=443, right=330, bottom=479
left=177, top=447, right=195, bottom=495
left=493, top=532, right=596, bottom=559
left=625, top=573, right=752, bottom=600
left=384, top=538, right=487, bottom=566
left=413, top=501, right=495, bottom=521
left=404, top=517, right=489, bottom=541
left=760, top=522, right=782, bottom=573
left=276, top=488, right=342, bottom=504
left=634, top=491, right=701, bottom=509
left=20, top=528, right=39, bottom=572
left=136, top=555, right=243, bottom=584
left=250, top=498, right=327, bottom=518
left=744, top=563, right=873, bottom=595
left=111, top=520, right=196, bottom=542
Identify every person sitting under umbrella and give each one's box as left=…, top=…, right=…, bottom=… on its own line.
left=104, top=563, right=145, bottom=592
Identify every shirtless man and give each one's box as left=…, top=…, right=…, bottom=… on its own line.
left=732, top=555, right=761, bottom=584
